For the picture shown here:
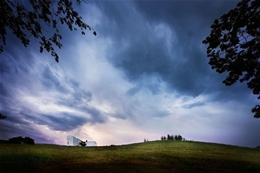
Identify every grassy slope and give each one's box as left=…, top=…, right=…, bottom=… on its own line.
left=0, top=140, right=260, bottom=173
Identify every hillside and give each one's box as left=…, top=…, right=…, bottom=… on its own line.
left=0, top=140, right=260, bottom=173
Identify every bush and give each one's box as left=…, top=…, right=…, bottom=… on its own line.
left=23, top=137, right=35, bottom=144
left=9, top=136, right=23, bottom=144
left=9, top=136, right=35, bottom=144
left=79, top=141, right=86, bottom=146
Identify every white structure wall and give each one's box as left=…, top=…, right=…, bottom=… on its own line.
left=86, top=141, right=97, bottom=146
left=67, top=135, right=82, bottom=146
left=67, top=135, right=97, bottom=146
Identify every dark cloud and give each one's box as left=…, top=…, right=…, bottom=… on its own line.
left=89, top=1, right=259, bottom=147
left=0, top=46, right=106, bottom=142
left=114, top=36, right=172, bottom=79
left=41, top=66, right=64, bottom=91
left=72, top=88, right=92, bottom=103
left=95, top=0, right=243, bottom=100
left=0, top=118, right=56, bottom=144
left=126, top=85, right=142, bottom=96
left=182, top=102, right=205, bottom=109
left=0, top=60, right=9, bottom=75
left=84, top=107, right=106, bottom=123
left=1, top=0, right=259, bottom=147
left=74, top=1, right=212, bottom=98
left=0, top=108, right=54, bottom=144
left=0, top=82, right=9, bottom=97
left=43, top=113, right=88, bottom=131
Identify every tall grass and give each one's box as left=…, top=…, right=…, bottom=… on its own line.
left=0, top=141, right=260, bottom=173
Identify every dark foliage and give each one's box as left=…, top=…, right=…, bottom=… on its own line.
left=144, top=139, right=149, bottom=142
left=9, top=136, right=23, bottom=144
left=174, top=135, right=183, bottom=141
left=0, top=140, right=11, bottom=144
left=9, top=136, right=35, bottom=144
left=0, top=113, right=7, bottom=120
left=202, top=0, right=260, bottom=118
left=161, top=134, right=183, bottom=141
left=23, top=137, right=35, bottom=144
left=167, top=134, right=174, bottom=140
left=161, top=136, right=167, bottom=140
left=79, top=141, right=86, bottom=146
left=0, top=0, right=96, bottom=62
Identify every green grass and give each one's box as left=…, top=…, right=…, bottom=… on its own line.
left=0, top=141, right=260, bottom=173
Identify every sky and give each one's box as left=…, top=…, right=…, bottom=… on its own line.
left=0, top=0, right=259, bottom=148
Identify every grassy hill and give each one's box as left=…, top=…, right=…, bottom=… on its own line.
left=0, top=140, right=260, bottom=173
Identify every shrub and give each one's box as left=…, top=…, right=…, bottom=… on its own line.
left=9, top=136, right=35, bottom=144
left=79, top=141, right=86, bottom=146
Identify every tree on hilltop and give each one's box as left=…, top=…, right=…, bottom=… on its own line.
left=161, top=136, right=166, bottom=140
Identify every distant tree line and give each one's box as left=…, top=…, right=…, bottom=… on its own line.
left=144, top=138, right=149, bottom=142
left=8, top=136, right=35, bottom=145
left=161, top=134, right=184, bottom=141
left=142, top=134, right=185, bottom=143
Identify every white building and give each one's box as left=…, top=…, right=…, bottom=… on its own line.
left=67, top=135, right=97, bottom=146
left=67, top=135, right=82, bottom=146
left=86, top=141, right=97, bottom=146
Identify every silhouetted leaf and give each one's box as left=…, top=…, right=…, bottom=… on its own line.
left=0, top=0, right=96, bottom=62
left=203, top=0, right=260, bottom=118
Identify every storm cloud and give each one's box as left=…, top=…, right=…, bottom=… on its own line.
left=0, top=0, right=259, bottom=147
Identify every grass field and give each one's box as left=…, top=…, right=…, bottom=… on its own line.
left=0, top=140, right=260, bottom=173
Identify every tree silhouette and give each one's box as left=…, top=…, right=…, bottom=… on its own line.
left=79, top=141, right=86, bottom=146
left=167, top=134, right=171, bottom=140
left=177, top=135, right=182, bottom=141
left=174, top=135, right=178, bottom=140
left=9, top=136, right=35, bottom=144
left=0, top=0, right=96, bottom=63
left=0, top=113, right=7, bottom=120
left=202, top=0, right=260, bottom=118
left=161, top=136, right=166, bottom=141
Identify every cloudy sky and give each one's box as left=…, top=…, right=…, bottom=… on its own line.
left=0, top=0, right=259, bottom=147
